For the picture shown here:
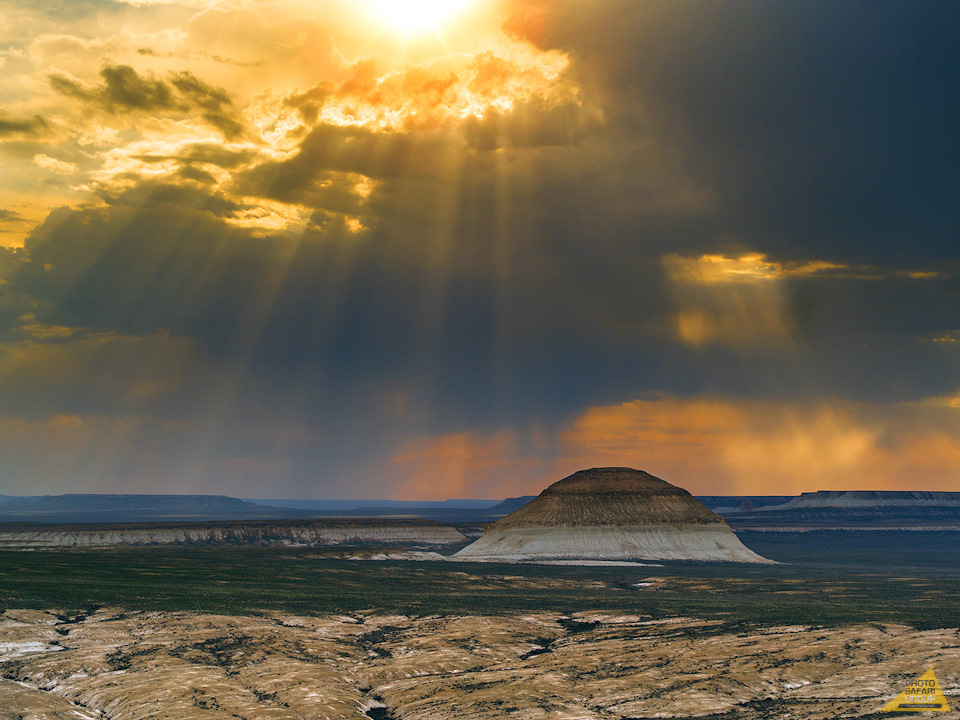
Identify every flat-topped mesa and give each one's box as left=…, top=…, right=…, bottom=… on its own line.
left=455, top=467, right=772, bottom=563
left=777, top=490, right=960, bottom=510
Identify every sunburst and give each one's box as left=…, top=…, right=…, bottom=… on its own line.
left=364, top=0, right=473, bottom=36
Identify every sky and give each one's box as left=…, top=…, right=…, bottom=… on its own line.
left=0, top=0, right=958, bottom=499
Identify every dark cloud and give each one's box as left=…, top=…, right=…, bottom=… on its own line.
left=284, top=83, right=333, bottom=124
left=174, top=165, right=218, bottom=185
left=8, top=168, right=663, bottom=428
left=51, top=64, right=176, bottom=110
left=234, top=123, right=426, bottom=207
left=0, top=114, right=49, bottom=137
left=462, top=101, right=597, bottom=151
left=169, top=71, right=245, bottom=139
left=0, top=209, right=24, bottom=222
left=10, top=144, right=958, bottom=444
left=3, top=1, right=959, bottom=495
left=0, top=248, right=46, bottom=343
left=0, top=329, right=205, bottom=419
left=49, top=65, right=245, bottom=139
left=507, top=0, right=960, bottom=265
left=12, top=0, right=960, bottom=429
left=134, top=141, right=259, bottom=168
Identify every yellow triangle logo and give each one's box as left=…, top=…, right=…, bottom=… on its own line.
left=882, top=668, right=951, bottom=712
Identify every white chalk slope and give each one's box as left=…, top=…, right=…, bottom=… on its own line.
left=455, top=468, right=772, bottom=563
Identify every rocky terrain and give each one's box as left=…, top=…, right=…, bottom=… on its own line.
left=456, top=468, right=771, bottom=563
left=0, top=519, right=471, bottom=549
left=1, top=606, right=957, bottom=719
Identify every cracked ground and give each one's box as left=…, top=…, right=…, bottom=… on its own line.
left=2, top=607, right=959, bottom=719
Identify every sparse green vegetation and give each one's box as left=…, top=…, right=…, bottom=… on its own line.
left=1, top=531, right=959, bottom=628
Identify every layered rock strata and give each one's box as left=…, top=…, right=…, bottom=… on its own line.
left=455, top=467, right=771, bottom=563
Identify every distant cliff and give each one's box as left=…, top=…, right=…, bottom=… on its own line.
left=772, top=490, right=960, bottom=509
left=0, top=519, right=470, bottom=548
left=724, top=490, right=960, bottom=530
left=0, top=494, right=316, bottom=523
left=483, top=496, right=536, bottom=516
left=0, top=494, right=530, bottom=524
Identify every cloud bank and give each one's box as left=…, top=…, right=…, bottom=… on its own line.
left=0, top=0, right=957, bottom=497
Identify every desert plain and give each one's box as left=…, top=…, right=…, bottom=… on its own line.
left=2, top=531, right=960, bottom=719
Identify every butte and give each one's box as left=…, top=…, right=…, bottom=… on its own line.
left=455, top=467, right=772, bottom=563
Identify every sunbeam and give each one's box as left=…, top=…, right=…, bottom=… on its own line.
left=363, top=0, right=474, bottom=37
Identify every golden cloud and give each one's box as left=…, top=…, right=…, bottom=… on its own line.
left=385, top=395, right=960, bottom=498
left=927, top=332, right=960, bottom=344
left=663, top=253, right=794, bottom=350
left=256, top=46, right=579, bottom=140
left=663, top=252, right=949, bottom=351
left=917, top=391, right=960, bottom=408
left=33, top=153, right=79, bottom=175
left=390, top=430, right=551, bottom=500
left=566, top=397, right=960, bottom=494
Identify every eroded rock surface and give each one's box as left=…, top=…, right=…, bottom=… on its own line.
left=2, top=608, right=958, bottom=719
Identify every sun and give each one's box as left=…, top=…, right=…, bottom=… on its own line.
left=365, top=0, right=473, bottom=36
